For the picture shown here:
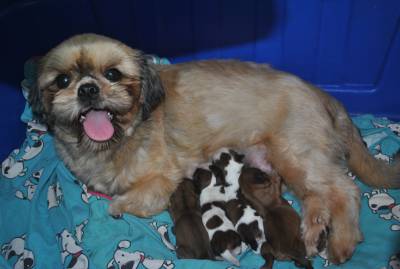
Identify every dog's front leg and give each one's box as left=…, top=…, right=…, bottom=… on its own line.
left=108, top=174, right=178, bottom=217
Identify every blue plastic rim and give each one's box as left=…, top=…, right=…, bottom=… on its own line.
left=1, top=0, right=399, bottom=160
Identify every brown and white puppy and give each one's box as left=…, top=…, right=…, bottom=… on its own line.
left=212, top=149, right=266, bottom=254
left=225, top=198, right=265, bottom=254
left=29, top=33, right=400, bottom=264
left=192, top=165, right=243, bottom=266
left=168, top=178, right=213, bottom=260
left=239, top=167, right=313, bottom=269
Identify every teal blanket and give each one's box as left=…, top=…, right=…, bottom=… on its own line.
left=1, top=89, right=399, bottom=269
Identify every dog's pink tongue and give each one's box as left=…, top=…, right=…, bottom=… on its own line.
left=82, top=110, right=114, bottom=142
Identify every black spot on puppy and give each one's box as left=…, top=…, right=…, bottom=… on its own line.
left=206, top=215, right=223, bottom=229
left=210, top=230, right=242, bottom=257
left=212, top=152, right=231, bottom=174
left=237, top=221, right=261, bottom=251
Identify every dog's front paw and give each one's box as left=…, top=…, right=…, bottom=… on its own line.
left=302, top=213, right=330, bottom=257
left=326, top=224, right=362, bottom=264
left=108, top=199, right=124, bottom=217
left=108, top=192, right=168, bottom=218
left=327, top=242, right=356, bottom=265
left=107, top=175, right=176, bottom=218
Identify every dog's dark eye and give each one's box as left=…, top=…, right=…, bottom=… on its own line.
left=55, top=74, right=71, bottom=89
left=104, top=68, right=122, bottom=82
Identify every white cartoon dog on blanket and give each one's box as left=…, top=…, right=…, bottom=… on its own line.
left=1, top=121, right=46, bottom=179
left=20, top=136, right=44, bottom=161
left=1, top=234, right=35, bottom=269
left=27, top=120, right=47, bottom=136
left=364, top=189, right=400, bottom=231
left=58, top=221, right=89, bottom=269
left=1, top=134, right=44, bottom=180
left=1, top=150, right=27, bottom=179
left=48, top=181, right=63, bottom=209
left=15, top=169, right=43, bottom=201
left=389, top=252, right=400, bottom=269
left=149, top=221, right=175, bottom=251
left=373, top=122, right=400, bottom=137
left=107, top=240, right=174, bottom=269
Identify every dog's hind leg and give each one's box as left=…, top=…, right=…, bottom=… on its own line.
left=300, top=192, right=331, bottom=258
left=268, top=138, right=362, bottom=264
left=326, top=175, right=362, bottom=264
left=281, top=150, right=362, bottom=265
left=264, top=137, right=331, bottom=258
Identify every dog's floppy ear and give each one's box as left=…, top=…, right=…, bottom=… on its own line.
left=28, top=84, right=47, bottom=123
left=25, top=57, right=47, bottom=123
left=139, top=55, right=165, bottom=121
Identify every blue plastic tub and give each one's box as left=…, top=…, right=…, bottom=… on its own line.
left=1, top=0, right=399, bottom=160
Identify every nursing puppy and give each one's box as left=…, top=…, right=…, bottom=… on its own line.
left=239, top=167, right=313, bottom=269
left=193, top=164, right=243, bottom=266
left=225, top=194, right=266, bottom=254
left=29, top=33, right=400, bottom=264
left=168, top=178, right=213, bottom=259
left=213, top=149, right=266, bottom=254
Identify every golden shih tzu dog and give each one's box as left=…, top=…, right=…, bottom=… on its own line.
left=29, top=33, right=400, bottom=264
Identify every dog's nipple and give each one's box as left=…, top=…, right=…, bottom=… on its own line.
left=82, top=110, right=115, bottom=142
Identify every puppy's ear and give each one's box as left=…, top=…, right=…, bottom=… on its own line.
left=139, top=55, right=165, bottom=121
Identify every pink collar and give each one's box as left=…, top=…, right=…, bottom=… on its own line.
left=88, top=191, right=113, bottom=201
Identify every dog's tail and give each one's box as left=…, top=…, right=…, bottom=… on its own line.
left=330, top=99, right=400, bottom=188
left=346, top=123, right=400, bottom=188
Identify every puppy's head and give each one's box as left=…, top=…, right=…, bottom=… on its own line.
left=169, top=178, right=200, bottom=220
left=192, top=168, right=213, bottom=193
left=239, top=167, right=282, bottom=208
left=212, top=149, right=244, bottom=171
left=29, top=33, right=164, bottom=151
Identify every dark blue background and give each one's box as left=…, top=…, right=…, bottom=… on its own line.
left=1, top=0, right=400, bottom=160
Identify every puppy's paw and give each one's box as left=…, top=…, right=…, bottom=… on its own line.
left=302, top=213, right=330, bottom=257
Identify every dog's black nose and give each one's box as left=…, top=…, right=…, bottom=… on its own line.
left=78, top=83, right=99, bottom=101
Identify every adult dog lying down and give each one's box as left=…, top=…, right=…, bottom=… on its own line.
left=29, top=33, right=400, bottom=264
